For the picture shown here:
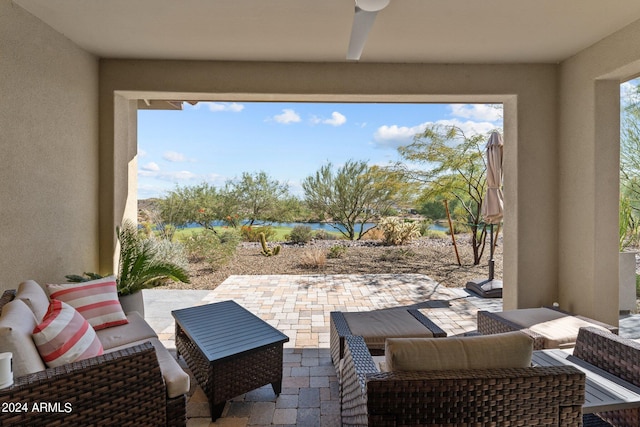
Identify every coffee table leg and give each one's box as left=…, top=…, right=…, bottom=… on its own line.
left=271, top=380, right=282, bottom=395
left=210, top=401, right=226, bottom=421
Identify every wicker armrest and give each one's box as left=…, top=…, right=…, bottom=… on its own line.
left=477, top=310, right=547, bottom=349
left=340, top=334, right=586, bottom=427
left=0, top=342, right=166, bottom=427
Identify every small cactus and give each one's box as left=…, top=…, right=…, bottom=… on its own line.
left=259, top=232, right=281, bottom=256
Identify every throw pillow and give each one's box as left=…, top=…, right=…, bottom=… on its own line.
left=15, top=280, right=50, bottom=322
left=385, top=331, right=533, bottom=372
left=32, top=299, right=104, bottom=368
left=46, top=276, right=128, bottom=330
left=0, top=299, right=47, bottom=377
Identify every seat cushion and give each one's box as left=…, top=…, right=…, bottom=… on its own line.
left=496, top=308, right=609, bottom=348
left=105, top=338, right=190, bottom=398
left=385, top=331, right=533, bottom=372
left=32, top=300, right=104, bottom=368
left=0, top=299, right=47, bottom=377
left=15, top=280, right=50, bottom=322
left=342, top=310, right=434, bottom=349
left=96, top=311, right=158, bottom=350
left=46, top=277, right=128, bottom=330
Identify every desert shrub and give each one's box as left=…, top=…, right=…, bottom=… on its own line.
left=288, top=225, right=314, bottom=244
left=240, top=225, right=276, bottom=242
left=378, top=217, right=421, bottom=245
left=184, top=229, right=240, bottom=269
left=418, top=220, right=434, bottom=236
left=314, top=229, right=339, bottom=240
left=327, top=245, right=347, bottom=259
left=298, top=247, right=327, bottom=269
left=361, top=227, right=384, bottom=240
left=148, top=237, right=189, bottom=271
left=379, top=248, right=416, bottom=262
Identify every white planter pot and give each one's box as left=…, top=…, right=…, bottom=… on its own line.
left=619, top=251, right=637, bottom=314
left=119, top=291, right=145, bottom=318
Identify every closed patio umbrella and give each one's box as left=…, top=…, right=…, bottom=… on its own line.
left=466, top=131, right=504, bottom=298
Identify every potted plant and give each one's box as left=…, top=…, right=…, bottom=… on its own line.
left=67, top=220, right=190, bottom=316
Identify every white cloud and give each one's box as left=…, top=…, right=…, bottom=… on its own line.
left=449, top=104, right=503, bottom=122
left=141, top=162, right=160, bottom=172
left=323, top=111, right=347, bottom=126
left=206, top=102, right=245, bottom=112
left=273, top=109, right=301, bottom=124
left=138, top=149, right=147, bottom=157
left=163, top=151, right=187, bottom=162
left=373, top=118, right=498, bottom=149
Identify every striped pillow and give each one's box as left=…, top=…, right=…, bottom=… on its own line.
left=32, top=299, right=104, bottom=367
left=47, top=277, right=128, bottom=330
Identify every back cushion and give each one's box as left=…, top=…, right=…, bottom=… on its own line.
left=385, top=331, right=533, bottom=372
left=46, top=277, right=128, bottom=330
left=15, top=280, right=50, bottom=322
left=0, top=299, right=47, bottom=377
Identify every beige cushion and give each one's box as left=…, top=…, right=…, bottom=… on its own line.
left=385, top=331, right=533, bottom=372
left=343, top=310, right=434, bottom=349
left=15, top=280, right=50, bottom=322
left=96, top=311, right=157, bottom=350
left=0, top=299, right=46, bottom=377
left=105, top=338, right=190, bottom=398
left=496, top=308, right=608, bottom=348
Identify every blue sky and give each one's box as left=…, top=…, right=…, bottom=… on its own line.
left=137, top=102, right=503, bottom=199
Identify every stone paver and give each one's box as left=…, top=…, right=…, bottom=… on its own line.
left=143, top=274, right=640, bottom=426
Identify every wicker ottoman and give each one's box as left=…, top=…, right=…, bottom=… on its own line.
left=330, top=309, right=446, bottom=373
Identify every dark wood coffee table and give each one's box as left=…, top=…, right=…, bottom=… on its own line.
left=172, top=300, right=289, bottom=421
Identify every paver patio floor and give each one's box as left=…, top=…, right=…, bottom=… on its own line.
left=143, top=274, right=639, bottom=426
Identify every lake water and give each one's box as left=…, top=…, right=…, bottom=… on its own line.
left=188, top=221, right=448, bottom=233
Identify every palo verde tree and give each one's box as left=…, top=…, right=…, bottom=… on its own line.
left=158, top=183, right=225, bottom=232
left=620, top=83, right=640, bottom=249
left=394, top=124, right=495, bottom=264
left=302, top=160, right=395, bottom=240
left=225, top=171, right=291, bottom=226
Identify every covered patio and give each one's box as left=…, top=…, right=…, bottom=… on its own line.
left=146, top=274, right=640, bottom=426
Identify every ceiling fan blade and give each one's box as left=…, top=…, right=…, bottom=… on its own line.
left=347, top=7, right=379, bottom=61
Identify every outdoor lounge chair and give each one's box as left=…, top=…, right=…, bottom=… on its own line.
left=339, top=331, right=586, bottom=426
left=477, top=306, right=618, bottom=349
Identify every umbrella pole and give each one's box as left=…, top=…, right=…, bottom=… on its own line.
left=488, top=223, right=495, bottom=281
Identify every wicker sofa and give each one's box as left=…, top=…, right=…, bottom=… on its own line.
left=339, top=333, right=586, bottom=427
left=0, top=284, right=188, bottom=427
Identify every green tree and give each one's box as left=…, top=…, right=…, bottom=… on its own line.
left=226, top=171, right=291, bottom=225
left=158, top=183, right=224, bottom=232
left=620, top=84, right=640, bottom=248
left=395, top=124, right=494, bottom=264
left=302, top=160, right=395, bottom=240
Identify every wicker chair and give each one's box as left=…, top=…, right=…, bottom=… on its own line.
left=0, top=290, right=185, bottom=427
left=477, top=307, right=618, bottom=350
left=340, top=334, right=586, bottom=427
left=573, top=326, right=640, bottom=427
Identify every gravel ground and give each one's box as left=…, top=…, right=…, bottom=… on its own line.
left=163, top=234, right=503, bottom=291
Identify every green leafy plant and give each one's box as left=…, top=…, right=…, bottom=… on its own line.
left=287, top=225, right=314, bottom=244
left=67, top=220, right=190, bottom=296
left=183, top=228, right=240, bottom=269
left=327, top=245, right=347, bottom=259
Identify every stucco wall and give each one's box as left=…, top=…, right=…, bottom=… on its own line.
left=0, top=2, right=99, bottom=290
left=99, top=60, right=559, bottom=310
left=559, top=18, right=640, bottom=325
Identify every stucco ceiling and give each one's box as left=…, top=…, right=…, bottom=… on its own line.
left=13, top=0, right=640, bottom=63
